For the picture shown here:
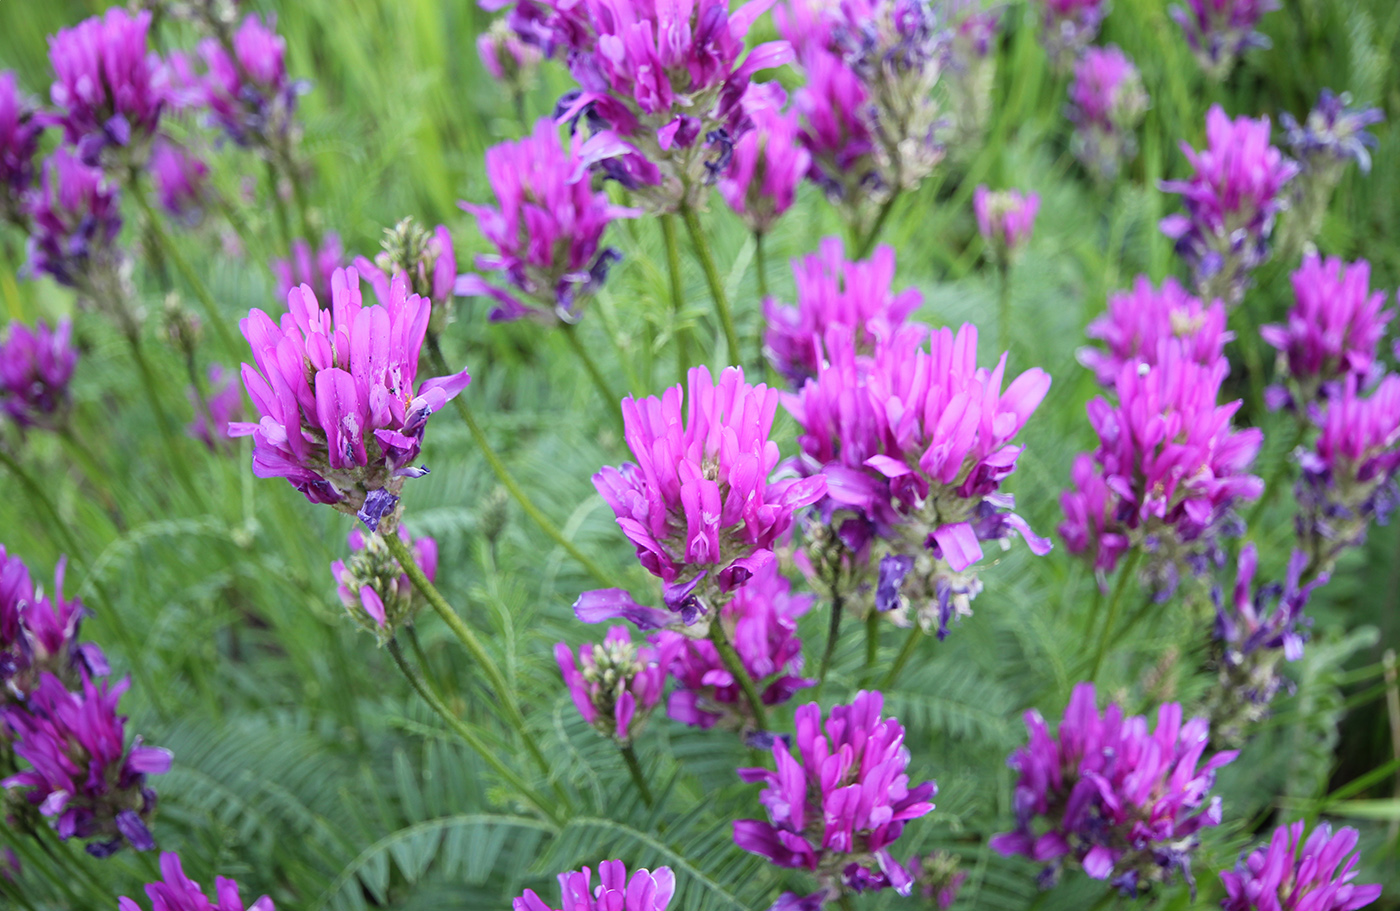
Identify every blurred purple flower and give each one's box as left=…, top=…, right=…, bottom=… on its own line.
left=557, top=626, right=672, bottom=743
left=1220, top=821, right=1381, bottom=911
left=513, top=860, right=675, bottom=911
left=0, top=318, right=78, bottom=431
left=330, top=524, right=438, bottom=643
left=735, top=691, right=936, bottom=904
left=23, top=148, right=124, bottom=294
left=990, top=682, right=1237, bottom=895
left=150, top=141, right=209, bottom=224
left=1, top=549, right=108, bottom=705
left=354, top=220, right=458, bottom=310
left=119, top=851, right=274, bottom=911
left=1078, top=276, right=1231, bottom=387
left=974, top=186, right=1039, bottom=262
left=478, top=19, right=543, bottom=84
left=1170, top=0, right=1278, bottom=81
left=908, top=852, right=968, bottom=909
left=197, top=14, right=305, bottom=150
left=718, top=83, right=810, bottom=237
left=187, top=364, right=244, bottom=452
left=941, top=2, right=1001, bottom=153
left=1279, top=91, right=1384, bottom=253
left=272, top=233, right=344, bottom=306
left=1036, top=0, right=1108, bottom=73
left=0, top=71, right=44, bottom=226
left=1067, top=46, right=1149, bottom=183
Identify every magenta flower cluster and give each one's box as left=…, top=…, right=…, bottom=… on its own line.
left=991, top=683, right=1237, bottom=895
left=717, top=84, right=811, bottom=237
left=0, top=71, right=43, bottom=224
left=734, top=691, right=937, bottom=905
left=1067, top=46, right=1149, bottom=183
left=974, top=186, right=1040, bottom=262
left=0, top=318, right=79, bottom=431
left=557, top=626, right=671, bottom=743
left=1078, top=276, right=1232, bottom=387
left=194, top=13, right=304, bottom=151
left=330, top=525, right=439, bottom=643
left=0, top=548, right=108, bottom=703
left=120, top=852, right=274, bottom=911
left=23, top=148, right=124, bottom=293
left=1220, top=821, right=1381, bottom=911
left=150, top=141, right=209, bottom=224
left=513, top=860, right=675, bottom=911
left=231, top=268, right=471, bottom=530
left=1171, top=0, right=1279, bottom=80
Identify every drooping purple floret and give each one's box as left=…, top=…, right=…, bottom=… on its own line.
left=557, top=626, right=672, bottom=743
left=1219, top=821, right=1382, bottom=911
left=46, top=8, right=167, bottom=166
left=272, top=233, right=345, bottom=307
left=974, top=186, right=1040, bottom=262
left=990, top=683, right=1237, bottom=896
left=3, top=673, right=171, bottom=857
left=197, top=14, right=305, bottom=150
left=0, top=318, right=79, bottom=431
left=119, top=851, right=275, bottom=911
left=1170, top=0, right=1279, bottom=81
left=1066, top=46, right=1149, bottom=183
left=330, top=524, right=438, bottom=643
left=1078, top=276, right=1231, bottom=387
left=0, top=71, right=44, bottom=225
left=229, top=268, right=471, bottom=530
left=734, top=691, right=937, bottom=907
left=23, top=148, right=124, bottom=292
left=455, top=120, right=638, bottom=323
left=513, top=860, right=676, bottom=911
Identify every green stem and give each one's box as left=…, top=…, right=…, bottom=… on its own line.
left=122, top=331, right=202, bottom=505
left=133, top=192, right=241, bottom=358
left=619, top=742, right=654, bottom=807
left=816, top=590, right=844, bottom=695
left=661, top=215, right=690, bottom=384
left=560, top=322, right=623, bottom=417
left=380, top=531, right=554, bottom=785
left=0, top=448, right=84, bottom=559
left=265, top=159, right=293, bottom=251
left=1244, top=417, right=1309, bottom=531
left=753, top=231, right=769, bottom=371
left=286, top=157, right=317, bottom=245
left=679, top=203, right=741, bottom=361
left=1090, top=548, right=1143, bottom=679
left=425, top=335, right=614, bottom=587
left=865, top=611, right=880, bottom=677
left=57, top=428, right=122, bottom=524
left=387, top=639, right=562, bottom=826
left=710, top=618, right=767, bottom=731
left=998, top=260, right=1013, bottom=356
left=406, top=624, right=442, bottom=693
left=856, top=189, right=901, bottom=259
left=882, top=625, right=922, bottom=690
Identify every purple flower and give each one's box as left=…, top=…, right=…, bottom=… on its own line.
left=1159, top=106, right=1299, bottom=307
left=229, top=268, right=471, bottom=530
left=0, top=318, right=78, bottom=431
left=3, top=673, right=171, bottom=857
left=330, top=524, right=437, bottom=644
left=1279, top=91, right=1384, bottom=253
left=477, top=19, right=543, bottom=83
left=1296, top=374, right=1400, bottom=566
left=0, top=71, right=44, bottom=226
left=455, top=120, right=638, bottom=323
left=187, top=364, right=244, bottom=452
left=974, top=186, right=1040, bottom=262
left=1170, top=0, right=1279, bottom=81
left=1067, top=46, right=1149, bottom=183
left=942, top=3, right=1001, bottom=153
left=46, top=8, right=167, bottom=166
left=150, top=141, right=209, bottom=224
left=990, top=683, right=1238, bottom=895
left=1220, top=821, right=1382, bottom=911
left=1036, top=0, right=1108, bottom=73
left=734, top=691, right=937, bottom=904
left=1078, top=276, right=1231, bottom=387
left=580, top=366, right=826, bottom=631
left=763, top=236, right=923, bottom=386
left=908, top=852, right=968, bottom=910
left=119, top=851, right=274, bottom=911
left=272, top=233, right=345, bottom=307
left=1, top=550, right=108, bottom=705
left=513, top=860, right=675, bottom=911
left=1261, top=255, right=1393, bottom=413
left=653, top=559, right=815, bottom=730
left=556, top=626, right=672, bottom=743
left=788, top=49, right=881, bottom=222
left=23, top=148, right=124, bottom=293
left=718, top=83, right=811, bottom=236
left=1059, top=342, right=1263, bottom=593
left=354, top=220, right=458, bottom=310
left=197, top=14, right=304, bottom=149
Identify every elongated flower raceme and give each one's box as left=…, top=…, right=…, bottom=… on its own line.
left=197, top=13, right=305, bottom=151
left=455, top=120, right=638, bottom=323
left=46, top=8, right=167, bottom=166
left=1170, top=0, right=1278, bottom=81
left=0, top=550, right=108, bottom=705
left=272, top=233, right=345, bottom=307
left=0, top=318, right=79, bottom=432
left=1, top=71, right=44, bottom=226
left=788, top=48, right=881, bottom=224
left=974, top=186, right=1039, bottom=263
left=1279, top=91, right=1384, bottom=253
left=1067, top=46, right=1149, bottom=183
left=1036, top=0, right=1108, bottom=73
left=1296, top=374, right=1400, bottom=569
left=653, top=559, right=814, bottom=729
left=577, top=365, right=826, bottom=632
left=330, top=525, right=438, bottom=644
left=514, top=860, right=676, bottom=911
left=557, top=626, right=672, bottom=743
left=1060, top=342, right=1263, bottom=595
left=735, top=691, right=936, bottom=905
left=1220, top=821, right=1382, bottom=911
left=23, top=148, right=124, bottom=296
left=1160, top=106, right=1298, bottom=307
left=1261, top=255, right=1393, bottom=412
left=1078, top=276, right=1231, bottom=387
left=763, top=236, right=923, bottom=386
left=3, top=673, right=171, bottom=857
left=788, top=324, right=1051, bottom=637
left=990, top=682, right=1238, bottom=896
left=230, top=268, right=471, bottom=531
left=718, top=83, right=810, bottom=237
left=119, top=851, right=274, bottom=911
left=150, top=141, right=209, bottom=224
left=1205, top=544, right=1324, bottom=747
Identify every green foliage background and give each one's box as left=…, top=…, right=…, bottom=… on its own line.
left=1, top=0, right=1399, bottom=908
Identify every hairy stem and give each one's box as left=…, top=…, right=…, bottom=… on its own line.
left=856, top=189, right=901, bottom=259
left=661, top=214, right=690, bottom=384
left=882, top=625, right=923, bottom=690
left=561, top=321, right=623, bottom=422
left=619, top=742, right=654, bottom=808
left=1090, top=548, right=1144, bottom=679
left=816, top=590, right=844, bottom=696
left=133, top=192, right=241, bottom=358
left=998, top=260, right=1013, bottom=356
left=710, top=617, right=768, bottom=731
left=753, top=231, right=769, bottom=372
left=679, top=203, right=741, bottom=361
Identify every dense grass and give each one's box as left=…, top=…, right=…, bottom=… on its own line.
left=1, top=0, right=1399, bottom=908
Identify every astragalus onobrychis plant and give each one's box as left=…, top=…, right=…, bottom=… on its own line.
left=0, top=0, right=1396, bottom=908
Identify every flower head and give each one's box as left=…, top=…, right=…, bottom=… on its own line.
left=513, top=860, right=675, bottom=911
left=272, top=233, right=345, bottom=307
left=578, top=366, right=826, bottom=632
left=150, top=141, right=209, bottom=224
left=718, top=83, right=811, bottom=236
left=1160, top=106, right=1298, bottom=307
left=478, top=18, right=543, bottom=85
left=789, top=49, right=881, bottom=220
left=1079, top=276, right=1231, bottom=387
left=3, top=673, right=171, bottom=857
left=735, top=691, right=937, bottom=903
left=990, top=683, right=1237, bottom=896
left=654, top=559, right=814, bottom=730
left=974, top=186, right=1039, bottom=262
left=0, top=318, right=79, bottom=431
left=763, top=236, right=923, bottom=386
left=556, top=626, right=671, bottom=743
left=119, top=851, right=274, bottom=911
left=197, top=13, right=304, bottom=149
left=1261, top=255, right=1393, bottom=412
left=455, top=120, right=637, bottom=324
left=908, top=852, right=967, bottom=910
left=229, top=268, right=471, bottom=530
left=1170, top=0, right=1279, bottom=81
left=354, top=218, right=458, bottom=311
left=1, top=550, right=108, bottom=706
left=1220, top=821, right=1382, bottom=911
left=1067, top=46, right=1148, bottom=183
left=1278, top=91, right=1385, bottom=254
left=941, top=2, right=1001, bottom=153
left=1036, top=0, right=1108, bottom=73
left=23, top=148, right=124, bottom=294
left=0, top=71, right=44, bottom=225
left=330, top=525, right=438, bottom=644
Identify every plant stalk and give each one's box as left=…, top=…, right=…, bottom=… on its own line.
left=619, top=743, right=654, bottom=808
left=133, top=192, right=241, bottom=358
left=679, top=203, right=740, bottom=361
left=856, top=189, right=901, bottom=258
left=709, top=617, right=767, bottom=731
left=1090, top=548, right=1143, bottom=679
left=560, top=321, right=623, bottom=420
left=661, top=214, right=690, bottom=384
left=816, top=590, right=844, bottom=695
left=882, top=625, right=923, bottom=690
